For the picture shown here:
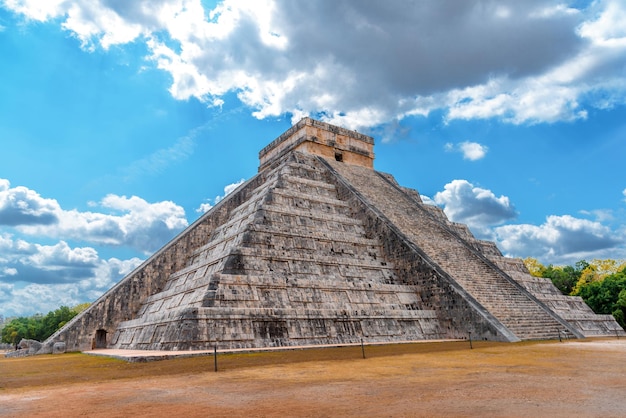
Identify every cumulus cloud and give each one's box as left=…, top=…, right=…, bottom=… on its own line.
left=428, top=180, right=625, bottom=264
left=0, top=253, right=143, bottom=317
left=494, top=214, right=624, bottom=264
left=1, top=179, right=188, bottom=254
left=4, top=0, right=626, bottom=129
left=0, top=230, right=144, bottom=316
left=196, top=178, right=246, bottom=213
left=0, top=230, right=142, bottom=283
left=445, top=141, right=488, bottom=160
left=0, top=234, right=98, bottom=284
left=0, top=177, right=187, bottom=315
left=0, top=282, right=79, bottom=317
left=420, top=195, right=436, bottom=206
left=433, top=180, right=517, bottom=232
left=0, top=178, right=59, bottom=226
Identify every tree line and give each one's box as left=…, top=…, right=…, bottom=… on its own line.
left=0, top=303, right=90, bottom=346
left=524, top=258, right=626, bottom=329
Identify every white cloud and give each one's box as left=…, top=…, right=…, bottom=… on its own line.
left=0, top=282, right=80, bottom=317
left=5, top=0, right=626, bottom=129
left=494, top=214, right=624, bottom=264
left=0, top=256, right=143, bottom=317
left=222, top=179, right=246, bottom=197
left=3, top=0, right=66, bottom=21
left=0, top=267, right=18, bottom=277
left=0, top=231, right=144, bottom=316
left=1, top=179, right=188, bottom=254
left=431, top=180, right=626, bottom=264
left=433, top=180, right=517, bottom=233
left=196, top=202, right=213, bottom=214
left=0, top=171, right=238, bottom=316
left=623, top=188, right=626, bottom=201
left=196, top=178, right=246, bottom=213
left=0, top=232, right=142, bottom=284
left=578, top=0, right=626, bottom=47
left=446, top=0, right=626, bottom=125
left=29, top=240, right=98, bottom=268
left=579, top=209, right=615, bottom=223
left=0, top=233, right=97, bottom=284
left=0, top=179, right=59, bottom=226
left=460, top=142, right=488, bottom=160
left=445, top=141, right=488, bottom=161
left=428, top=180, right=626, bottom=264
left=420, top=195, right=436, bottom=206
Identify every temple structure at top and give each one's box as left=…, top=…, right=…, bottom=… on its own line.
left=259, top=117, right=374, bottom=171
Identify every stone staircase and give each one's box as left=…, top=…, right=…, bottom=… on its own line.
left=414, top=205, right=625, bottom=338
left=324, top=159, right=580, bottom=341
left=491, top=257, right=626, bottom=337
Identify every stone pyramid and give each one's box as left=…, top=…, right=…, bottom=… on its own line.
left=41, top=118, right=624, bottom=353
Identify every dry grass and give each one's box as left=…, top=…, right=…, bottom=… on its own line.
left=1, top=339, right=625, bottom=417
left=0, top=340, right=486, bottom=389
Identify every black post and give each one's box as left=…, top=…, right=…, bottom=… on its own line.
left=361, top=338, right=366, bottom=359
left=468, top=332, right=473, bottom=349
left=214, top=345, right=218, bottom=372
left=617, top=329, right=620, bottom=340
left=557, top=329, right=562, bottom=342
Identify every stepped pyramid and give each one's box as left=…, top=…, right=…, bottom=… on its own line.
left=41, top=118, right=624, bottom=354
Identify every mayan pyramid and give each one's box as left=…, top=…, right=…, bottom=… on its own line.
left=39, top=118, right=623, bottom=354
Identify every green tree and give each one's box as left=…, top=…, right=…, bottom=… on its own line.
left=613, top=289, right=626, bottom=329
left=72, top=302, right=91, bottom=314
left=523, top=257, right=545, bottom=277
left=541, top=264, right=582, bottom=295
left=40, top=306, right=76, bottom=340
left=572, top=259, right=626, bottom=295
left=1, top=317, right=32, bottom=345
left=0, top=303, right=88, bottom=344
left=576, top=268, right=626, bottom=329
left=524, top=258, right=588, bottom=295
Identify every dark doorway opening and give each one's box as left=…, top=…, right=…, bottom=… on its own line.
left=335, top=152, right=343, bottom=162
left=94, top=329, right=107, bottom=349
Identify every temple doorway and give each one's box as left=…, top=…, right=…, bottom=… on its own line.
left=94, top=329, right=108, bottom=349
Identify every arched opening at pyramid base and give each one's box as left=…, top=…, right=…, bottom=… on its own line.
left=93, top=329, right=108, bottom=349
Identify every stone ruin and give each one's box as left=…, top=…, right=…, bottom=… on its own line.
left=32, top=118, right=624, bottom=354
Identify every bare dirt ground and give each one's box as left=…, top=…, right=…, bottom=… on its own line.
left=1, top=339, right=625, bottom=417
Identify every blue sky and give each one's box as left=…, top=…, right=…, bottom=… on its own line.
left=1, top=0, right=625, bottom=318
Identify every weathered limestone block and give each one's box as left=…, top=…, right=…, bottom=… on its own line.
left=52, top=342, right=66, bottom=354
left=18, top=338, right=43, bottom=354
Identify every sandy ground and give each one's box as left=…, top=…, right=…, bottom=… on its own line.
left=1, top=339, right=625, bottom=417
